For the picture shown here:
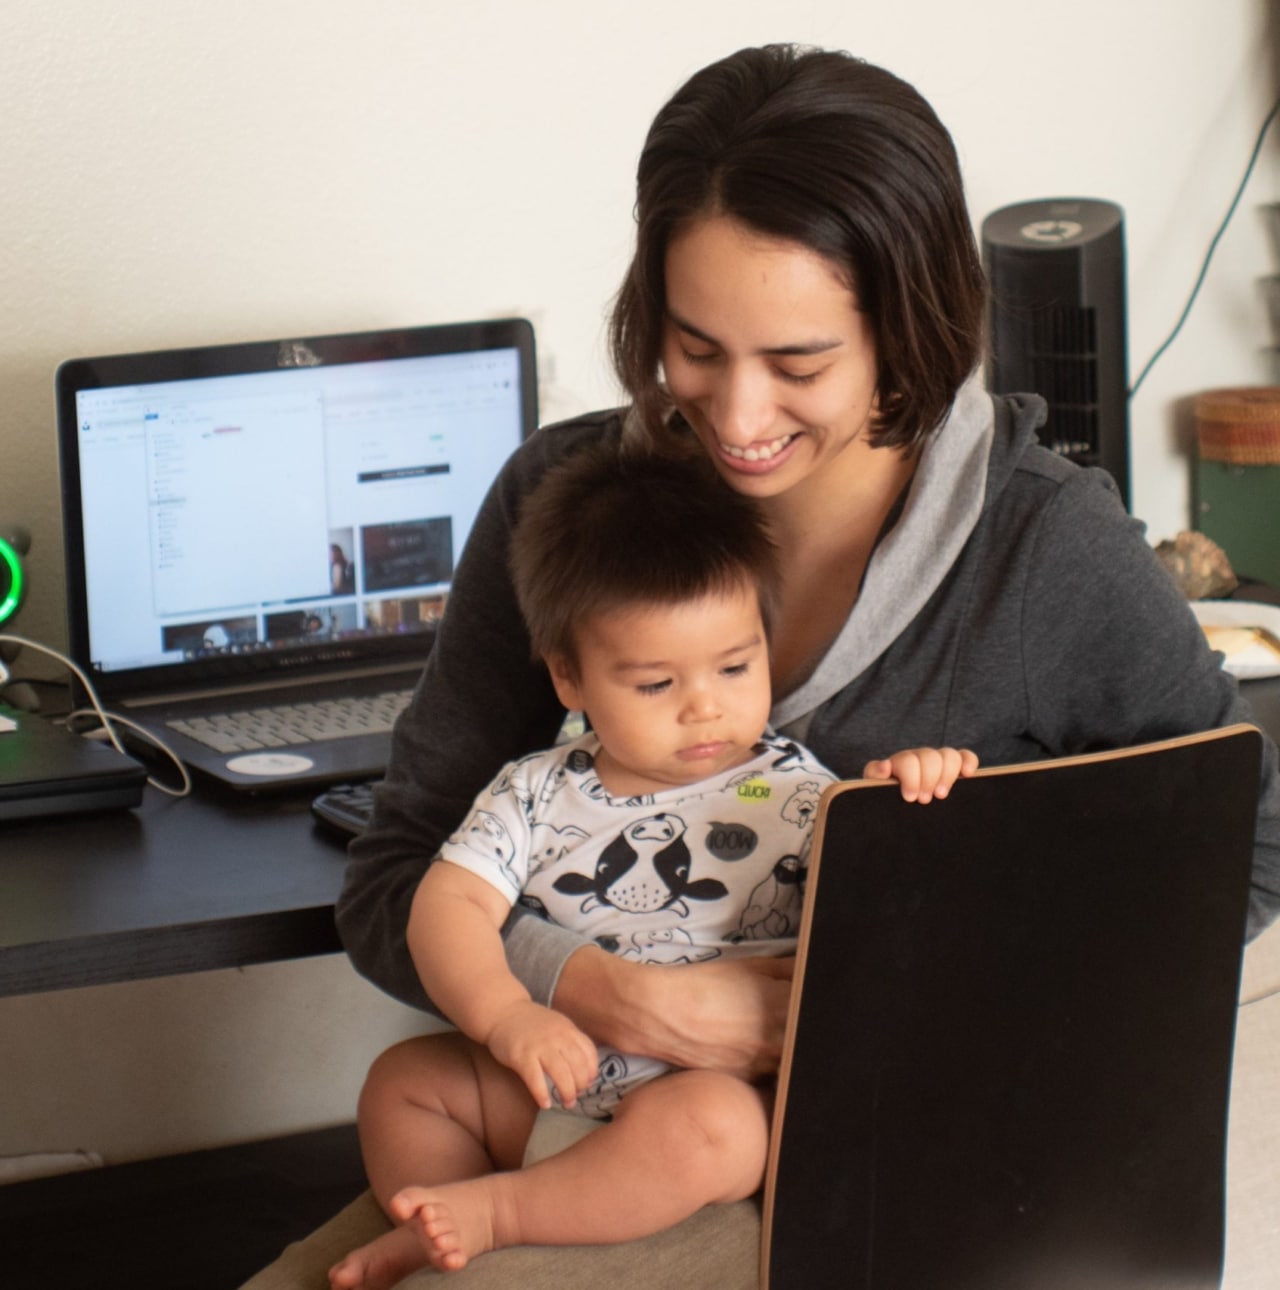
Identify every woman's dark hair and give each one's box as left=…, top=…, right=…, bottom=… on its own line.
left=609, top=43, right=987, bottom=453
left=510, top=440, right=781, bottom=673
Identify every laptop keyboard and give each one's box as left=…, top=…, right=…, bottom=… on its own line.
left=312, top=780, right=378, bottom=836
left=167, top=689, right=412, bottom=754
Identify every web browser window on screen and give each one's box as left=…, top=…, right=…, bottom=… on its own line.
left=74, top=347, right=522, bottom=674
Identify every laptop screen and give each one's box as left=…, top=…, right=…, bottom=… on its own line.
left=57, top=319, right=537, bottom=703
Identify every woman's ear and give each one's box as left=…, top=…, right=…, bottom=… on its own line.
left=545, top=653, right=584, bottom=713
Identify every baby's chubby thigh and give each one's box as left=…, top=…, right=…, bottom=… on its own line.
left=363, top=1030, right=543, bottom=1175
left=463, top=1036, right=553, bottom=1169
left=609, top=1068, right=772, bottom=1205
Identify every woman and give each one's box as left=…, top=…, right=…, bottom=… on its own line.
left=337, top=37, right=1280, bottom=1179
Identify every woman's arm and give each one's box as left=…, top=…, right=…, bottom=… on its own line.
left=550, top=945, right=795, bottom=1080
left=1019, top=469, right=1280, bottom=937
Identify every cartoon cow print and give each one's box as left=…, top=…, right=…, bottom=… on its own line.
left=537, top=763, right=569, bottom=809
left=767, top=739, right=808, bottom=770
left=781, top=780, right=824, bottom=831
left=454, top=810, right=520, bottom=893
left=528, top=822, right=589, bottom=876
left=577, top=1052, right=631, bottom=1116
left=552, top=813, right=727, bottom=916
left=733, top=853, right=804, bottom=941
left=619, top=926, right=720, bottom=965
left=491, top=762, right=534, bottom=813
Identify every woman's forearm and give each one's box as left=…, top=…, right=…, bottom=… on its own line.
left=502, top=904, right=595, bottom=1005
left=552, top=945, right=794, bottom=1080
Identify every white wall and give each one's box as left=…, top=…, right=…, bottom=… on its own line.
left=2, top=1, right=1278, bottom=1169
left=0, top=957, right=441, bottom=1168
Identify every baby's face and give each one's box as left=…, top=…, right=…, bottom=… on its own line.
left=550, top=581, right=772, bottom=797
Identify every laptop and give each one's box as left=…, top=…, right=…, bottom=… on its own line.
left=56, top=318, right=537, bottom=792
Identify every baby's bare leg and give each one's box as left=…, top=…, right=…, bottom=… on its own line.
left=394, top=1067, right=771, bottom=1270
left=329, top=1032, right=537, bottom=1290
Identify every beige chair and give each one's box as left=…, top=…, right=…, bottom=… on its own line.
left=241, top=921, right=1280, bottom=1290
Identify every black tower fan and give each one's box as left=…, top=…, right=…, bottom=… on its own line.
left=982, top=198, right=1129, bottom=508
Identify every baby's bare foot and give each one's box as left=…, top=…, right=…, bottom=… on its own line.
left=328, top=1221, right=429, bottom=1290
left=392, top=1180, right=501, bottom=1272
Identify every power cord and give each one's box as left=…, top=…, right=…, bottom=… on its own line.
left=0, top=632, right=191, bottom=798
left=1128, top=90, right=1280, bottom=401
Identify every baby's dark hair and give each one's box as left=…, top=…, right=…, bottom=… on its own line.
left=510, top=441, right=780, bottom=672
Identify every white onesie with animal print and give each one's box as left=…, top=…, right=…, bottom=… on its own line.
left=436, top=730, right=837, bottom=1118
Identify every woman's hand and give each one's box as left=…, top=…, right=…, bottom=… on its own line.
left=552, top=947, right=794, bottom=1080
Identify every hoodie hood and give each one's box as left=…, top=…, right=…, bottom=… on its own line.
left=771, top=378, right=1048, bottom=735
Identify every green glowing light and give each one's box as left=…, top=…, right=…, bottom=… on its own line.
left=0, top=536, right=24, bottom=624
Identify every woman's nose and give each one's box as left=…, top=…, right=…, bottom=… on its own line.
left=711, top=365, right=775, bottom=446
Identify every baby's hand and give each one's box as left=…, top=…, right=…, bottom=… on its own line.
left=862, top=746, right=979, bottom=803
left=485, top=1000, right=599, bottom=1110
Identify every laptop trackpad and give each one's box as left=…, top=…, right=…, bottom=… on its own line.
left=225, top=752, right=316, bottom=777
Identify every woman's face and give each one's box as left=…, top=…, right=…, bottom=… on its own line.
left=660, top=214, right=880, bottom=503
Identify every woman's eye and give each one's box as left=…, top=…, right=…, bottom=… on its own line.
left=680, top=346, right=719, bottom=366
left=776, top=367, right=821, bottom=386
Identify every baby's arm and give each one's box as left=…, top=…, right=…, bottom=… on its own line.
left=862, top=746, right=979, bottom=803
left=407, top=861, right=599, bottom=1108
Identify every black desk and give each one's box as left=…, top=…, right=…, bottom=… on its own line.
left=0, top=781, right=349, bottom=997
left=0, top=775, right=368, bottom=1287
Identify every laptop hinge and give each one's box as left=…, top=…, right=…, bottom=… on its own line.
left=116, top=659, right=420, bottom=709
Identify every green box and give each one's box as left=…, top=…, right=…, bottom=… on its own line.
left=1195, top=459, right=1280, bottom=586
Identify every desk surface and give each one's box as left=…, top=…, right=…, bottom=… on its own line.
left=0, top=780, right=349, bottom=997
left=3, top=676, right=1279, bottom=1000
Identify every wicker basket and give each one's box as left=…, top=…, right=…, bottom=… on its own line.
left=1195, top=387, right=1280, bottom=466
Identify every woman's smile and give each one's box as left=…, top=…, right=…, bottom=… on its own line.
left=718, top=432, right=798, bottom=466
